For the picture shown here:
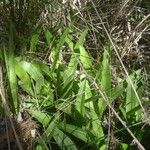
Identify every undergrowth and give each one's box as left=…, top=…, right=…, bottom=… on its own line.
left=0, top=0, right=150, bottom=150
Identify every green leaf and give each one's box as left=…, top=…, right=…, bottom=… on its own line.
left=59, top=123, right=88, bottom=142
left=62, top=55, right=78, bottom=98
left=101, top=44, right=111, bottom=92
left=120, top=143, right=128, bottom=150
left=126, top=70, right=142, bottom=122
left=19, top=61, right=44, bottom=94
left=35, top=145, right=48, bottom=150
left=79, top=46, right=92, bottom=71
left=53, top=128, right=78, bottom=150
left=99, top=145, right=106, bottom=150
left=28, top=109, right=52, bottom=127
left=3, top=22, right=18, bottom=113
left=30, top=28, right=41, bottom=51
left=75, top=78, right=87, bottom=116
left=90, top=109, right=104, bottom=139
left=74, top=29, right=88, bottom=50
left=33, top=62, right=56, bottom=83
left=98, top=44, right=111, bottom=118
left=85, top=80, right=127, bottom=120
left=65, top=36, right=74, bottom=51
left=107, top=80, right=127, bottom=101
left=15, top=59, right=33, bottom=95
left=64, top=54, right=78, bottom=79
left=119, top=106, right=127, bottom=120
left=45, top=30, right=53, bottom=46
left=52, top=27, right=70, bottom=70
left=40, top=112, right=61, bottom=140
left=62, top=76, right=74, bottom=98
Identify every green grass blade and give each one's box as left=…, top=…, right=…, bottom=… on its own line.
left=3, top=23, right=18, bottom=113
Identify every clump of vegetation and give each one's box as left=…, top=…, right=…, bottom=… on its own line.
left=0, top=0, right=149, bottom=149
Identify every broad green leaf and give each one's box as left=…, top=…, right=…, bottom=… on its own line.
left=86, top=80, right=127, bottom=121
left=107, top=80, right=127, bottom=101
left=58, top=123, right=88, bottom=142
left=79, top=46, right=92, bottom=71
left=85, top=95, right=100, bottom=103
left=75, top=78, right=87, bottom=116
left=90, top=109, right=104, bottom=139
left=36, top=112, right=64, bottom=144
left=62, top=54, right=78, bottom=98
left=74, top=29, right=88, bottom=50
left=34, top=62, right=51, bottom=74
left=36, top=145, right=44, bottom=150
left=64, top=54, right=78, bottom=79
left=44, top=117, right=57, bottom=139
left=30, top=28, right=41, bottom=51
left=65, top=36, right=74, bottom=51
left=126, top=78, right=136, bottom=113
left=84, top=79, right=93, bottom=109
left=62, top=76, right=74, bottom=98
left=134, top=71, right=143, bottom=121
left=19, top=61, right=44, bottom=94
left=42, top=112, right=61, bottom=138
left=35, top=144, right=48, bottom=150
left=20, top=61, right=44, bottom=82
left=86, top=81, right=126, bottom=104
left=101, top=44, right=111, bottom=92
left=28, top=109, right=52, bottom=127
left=45, top=30, right=53, bottom=46
left=53, top=128, right=78, bottom=150
left=126, top=70, right=142, bottom=122
left=95, top=60, right=102, bottom=84
left=4, top=23, right=18, bottom=112
left=15, top=60, right=33, bottom=95
left=98, top=44, right=111, bottom=118
left=33, top=62, right=57, bottom=83
left=52, top=27, right=70, bottom=70
left=99, top=144, right=106, bottom=150
left=119, top=106, right=127, bottom=120
left=55, top=100, right=72, bottom=116
left=120, top=143, right=128, bottom=150
left=55, top=101, right=86, bottom=125
left=126, top=104, right=141, bottom=116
